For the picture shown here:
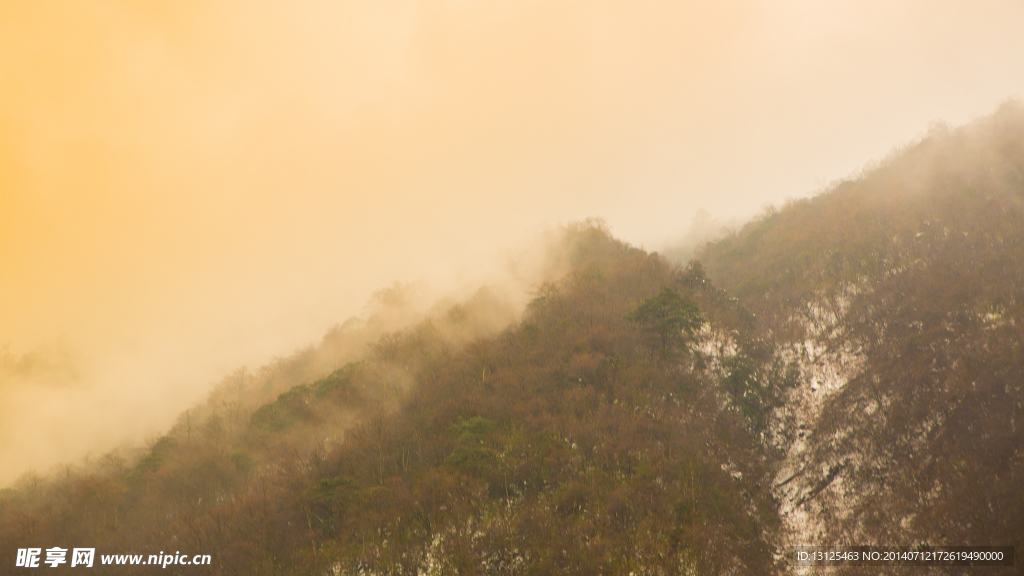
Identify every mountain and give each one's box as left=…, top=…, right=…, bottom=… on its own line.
left=2, top=104, right=1024, bottom=575
left=699, top=102, right=1024, bottom=561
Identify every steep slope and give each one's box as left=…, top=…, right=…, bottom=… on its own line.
left=4, top=105, right=1023, bottom=575
left=296, top=235, right=795, bottom=575
left=1, top=223, right=796, bottom=575
left=700, top=103, right=1024, bottom=567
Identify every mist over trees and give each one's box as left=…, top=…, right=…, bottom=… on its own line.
left=700, top=103, right=1024, bottom=564
left=3, top=105, right=1024, bottom=574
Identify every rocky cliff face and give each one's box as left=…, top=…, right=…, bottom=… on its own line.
left=701, top=103, right=1024, bottom=569
left=2, top=106, right=1022, bottom=575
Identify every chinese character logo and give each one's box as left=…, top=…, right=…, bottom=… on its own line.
left=71, top=548, right=95, bottom=568
left=44, top=547, right=68, bottom=568
left=15, top=548, right=41, bottom=568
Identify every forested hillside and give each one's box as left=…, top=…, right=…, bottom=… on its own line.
left=1, top=223, right=792, bottom=575
left=3, top=104, right=1024, bottom=575
left=699, top=102, right=1024, bottom=569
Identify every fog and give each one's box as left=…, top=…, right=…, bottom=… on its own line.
left=2, top=0, right=1024, bottom=485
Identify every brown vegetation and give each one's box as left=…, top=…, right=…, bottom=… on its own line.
left=4, top=105, right=1024, bottom=575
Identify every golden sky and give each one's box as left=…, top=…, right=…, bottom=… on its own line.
left=2, top=0, right=1024, bottom=483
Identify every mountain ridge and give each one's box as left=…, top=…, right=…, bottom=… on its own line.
left=3, top=105, right=1024, bottom=574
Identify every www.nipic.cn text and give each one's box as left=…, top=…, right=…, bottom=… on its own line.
left=15, top=548, right=212, bottom=569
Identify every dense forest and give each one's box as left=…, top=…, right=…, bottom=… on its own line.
left=3, top=104, right=1024, bottom=575
left=701, top=102, right=1024, bottom=563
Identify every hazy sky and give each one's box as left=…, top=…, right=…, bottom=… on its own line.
left=2, top=0, right=1024, bottom=483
